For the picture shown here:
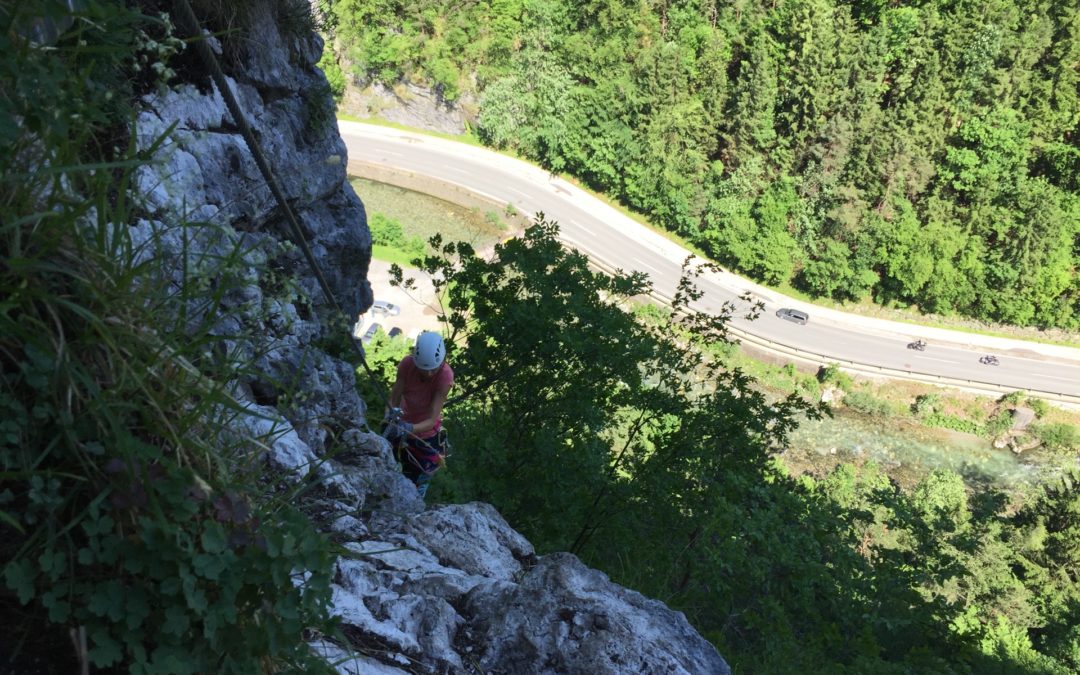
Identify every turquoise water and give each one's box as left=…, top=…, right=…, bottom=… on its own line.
left=784, top=411, right=1063, bottom=491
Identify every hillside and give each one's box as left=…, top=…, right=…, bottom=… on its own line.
left=324, top=0, right=1080, bottom=330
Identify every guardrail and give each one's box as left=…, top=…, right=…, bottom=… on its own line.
left=580, top=251, right=1080, bottom=407
left=344, top=162, right=1080, bottom=407
left=728, top=322, right=1079, bottom=405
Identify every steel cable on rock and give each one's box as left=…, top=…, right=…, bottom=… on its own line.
left=173, top=0, right=454, bottom=464
left=171, top=0, right=388, bottom=409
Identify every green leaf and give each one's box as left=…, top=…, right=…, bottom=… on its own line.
left=125, top=589, right=150, bottom=631
left=96, top=533, right=120, bottom=565
left=38, top=546, right=65, bottom=581
left=87, top=629, right=122, bottom=667
left=265, top=531, right=280, bottom=558
left=0, top=509, right=23, bottom=534
left=192, top=552, right=227, bottom=581
left=149, top=645, right=198, bottom=674
left=41, top=589, right=71, bottom=623
left=281, top=531, right=296, bottom=557
left=88, top=580, right=125, bottom=621
left=123, top=547, right=146, bottom=574
left=200, top=522, right=227, bottom=554
left=4, top=558, right=36, bottom=604
left=82, top=513, right=114, bottom=537
left=160, top=576, right=181, bottom=596
left=162, top=604, right=190, bottom=636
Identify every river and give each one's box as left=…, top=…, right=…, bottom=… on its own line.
left=781, top=409, right=1077, bottom=492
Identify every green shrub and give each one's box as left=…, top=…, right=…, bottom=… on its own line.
left=1, top=4, right=336, bottom=671
left=317, top=44, right=346, bottom=100
left=843, top=390, right=893, bottom=417
left=923, top=413, right=981, bottom=435
left=370, top=212, right=406, bottom=247
left=984, top=410, right=1016, bottom=437
left=428, top=56, right=460, bottom=100
left=817, top=363, right=854, bottom=392
left=1028, top=398, right=1049, bottom=419
left=369, top=212, right=427, bottom=259
left=404, top=234, right=427, bottom=259
left=1033, top=423, right=1080, bottom=452
left=912, top=393, right=941, bottom=417
left=796, top=376, right=821, bottom=400
left=1000, top=390, right=1025, bottom=405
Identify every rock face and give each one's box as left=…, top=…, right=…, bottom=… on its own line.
left=462, top=553, right=730, bottom=674
left=326, top=503, right=730, bottom=675
left=341, top=79, right=476, bottom=136
left=134, top=3, right=729, bottom=673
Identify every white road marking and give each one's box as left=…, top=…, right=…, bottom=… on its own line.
left=571, top=228, right=600, bottom=239
left=1041, top=373, right=1080, bottom=383
left=911, top=356, right=962, bottom=364
left=438, top=163, right=471, bottom=174
left=633, top=257, right=662, bottom=274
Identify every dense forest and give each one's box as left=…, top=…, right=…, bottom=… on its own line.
left=322, top=0, right=1080, bottom=330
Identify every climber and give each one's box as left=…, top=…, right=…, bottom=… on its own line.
left=383, top=331, right=454, bottom=499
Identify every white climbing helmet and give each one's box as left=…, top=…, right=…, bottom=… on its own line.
left=413, top=331, right=445, bottom=371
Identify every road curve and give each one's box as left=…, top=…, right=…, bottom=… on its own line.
left=337, top=121, right=1080, bottom=403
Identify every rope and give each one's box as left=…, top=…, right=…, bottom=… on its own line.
left=171, top=0, right=387, bottom=406
left=174, top=1, right=465, bottom=459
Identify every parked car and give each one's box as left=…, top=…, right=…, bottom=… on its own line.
left=776, top=308, right=809, bottom=325
left=361, top=322, right=382, bottom=343
left=388, top=327, right=403, bottom=338
left=371, top=300, right=401, bottom=316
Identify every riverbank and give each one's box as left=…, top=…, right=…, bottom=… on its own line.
left=729, top=345, right=1080, bottom=493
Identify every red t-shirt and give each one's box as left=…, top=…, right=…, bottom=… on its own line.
left=396, top=355, right=454, bottom=439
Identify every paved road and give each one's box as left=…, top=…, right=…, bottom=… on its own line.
left=337, top=121, right=1080, bottom=401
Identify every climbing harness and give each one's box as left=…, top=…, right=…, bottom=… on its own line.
left=383, top=407, right=450, bottom=478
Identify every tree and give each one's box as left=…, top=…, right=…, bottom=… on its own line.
left=402, top=218, right=654, bottom=544
left=800, top=238, right=878, bottom=301
left=724, top=29, right=779, bottom=166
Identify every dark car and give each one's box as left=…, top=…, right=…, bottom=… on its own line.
left=361, top=322, right=382, bottom=343
left=388, top=327, right=403, bottom=338
left=776, top=308, right=809, bottom=325
left=371, top=300, right=401, bottom=316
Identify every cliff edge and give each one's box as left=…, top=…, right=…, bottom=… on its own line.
left=134, top=3, right=730, bottom=672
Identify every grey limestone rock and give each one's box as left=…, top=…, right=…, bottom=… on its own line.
left=461, top=552, right=732, bottom=675
left=341, top=80, right=474, bottom=136
left=330, top=543, right=466, bottom=671
left=405, top=502, right=536, bottom=580
left=320, top=504, right=730, bottom=674
left=308, top=640, right=410, bottom=675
